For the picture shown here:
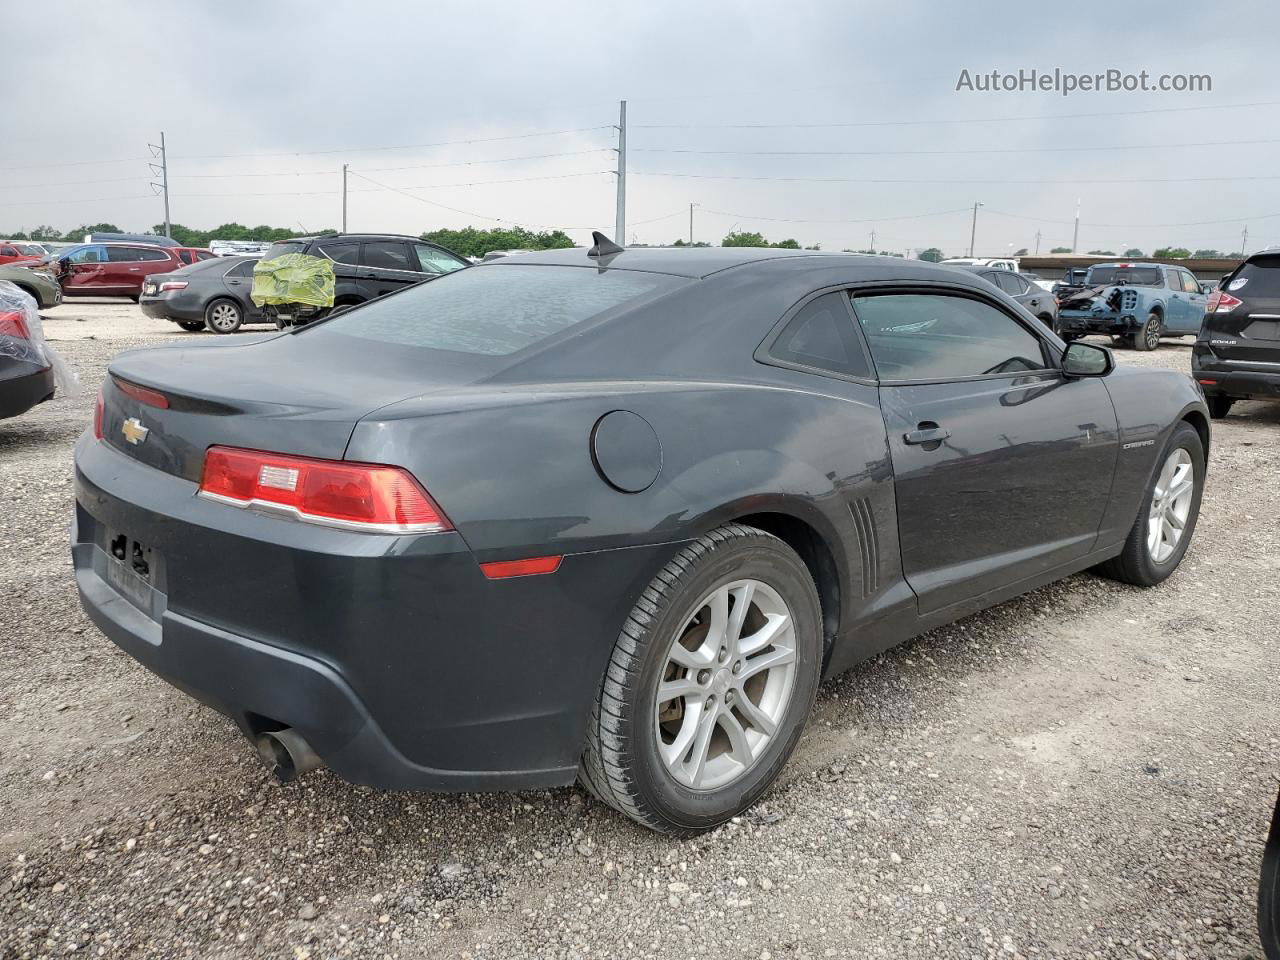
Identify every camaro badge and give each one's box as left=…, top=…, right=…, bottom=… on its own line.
left=121, top=417, right=149, bottom=445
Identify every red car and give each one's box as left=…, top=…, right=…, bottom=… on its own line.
left=0, top=241, right=42, bottom=266
left=47, top=242, right=194, bottom=300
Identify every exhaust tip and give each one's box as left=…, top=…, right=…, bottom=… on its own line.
left=255, top=728, right=322, bottom=783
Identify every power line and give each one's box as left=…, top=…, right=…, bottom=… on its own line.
left=632, top=99, right=1280, bottom=130
left=170, top=125, right=615, bottom=161
left=633, top=171, right=1280, bottom=185
left=632, top=137, right=1280, bottom=158
left=698, top=206, right=972, bottom=225
left=984, top=208, right=1280, bottom=229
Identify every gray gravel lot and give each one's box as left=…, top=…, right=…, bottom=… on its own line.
left=2, top=300, right=1278, bottom=959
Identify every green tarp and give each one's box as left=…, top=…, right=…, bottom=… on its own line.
left=251, top=253, right=335, bottom=308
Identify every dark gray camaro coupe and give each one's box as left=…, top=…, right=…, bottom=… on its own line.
left=73, top=242, right=1209, bottom=833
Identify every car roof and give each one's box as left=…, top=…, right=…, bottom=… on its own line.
left=483, top=246, right=918, bottom=280
left=278, top=233, right=429, bottom=244
left=1088, top=262, right=1167, bottom=269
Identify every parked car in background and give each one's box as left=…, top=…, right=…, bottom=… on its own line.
left=175, top=247, right=217, bottom=266
left=139, top=256, right=264, bottom=334
left=950, top=264, right=1059, bottom=332
left=1021, top=272, right=1056, bottom=293
left=940, top=256, right=1018, bottom=272
left=1193, top=248, right=1280, bottom=419
left=0, top=241, right=41, bottom=266
left=1056, top=262, right=1207, bottom=350
left=41, top=242, right=187, bottom=301
left=209, top=240, right=273, bottom=257
left=74, top=244, right=1209, bottom=834
left=0, top=285, right=56, bottom=421
left=258, top=233, right=468, bottom=312
left=0, top=263, right=62, bottom=309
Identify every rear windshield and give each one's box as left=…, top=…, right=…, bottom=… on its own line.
left=307, top=264, right=681, bottom=356
left=1086, top=266, right=1162, bottom=286
left=1229, top=258, right=1280, bottom=297
left=262, top=242, right=306, bottom=261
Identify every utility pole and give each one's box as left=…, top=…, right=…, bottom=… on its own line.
left=342, top=164, right=348, bottom=233
left=1071, top=198, right=1081, bottom=253
left=869, top=228, right=876, bottom=252
left=1034, top=230, right=1042, bottom=255
left=968, top=201, right=983, bottom=258
left=148, top=132, right=171, bottom=239
left=689, top=202, right=698, bottom=245
left=614, top=100, right=627, bottom=246
left=1242, top=225, right=1249, bottom=257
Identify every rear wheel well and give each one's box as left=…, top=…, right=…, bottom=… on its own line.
left=334, top=294, right=365, bottom=307
left=734, top=512, right=841, bottom=661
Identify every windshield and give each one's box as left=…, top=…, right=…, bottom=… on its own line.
left=262, top=242, right=306, bottom=261
left=1086, top=266, right=1162, bottom=286
left=306, top=264, right=682, bottom=357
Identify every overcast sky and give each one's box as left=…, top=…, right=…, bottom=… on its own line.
left=5, top=0, right=1278, bottom=257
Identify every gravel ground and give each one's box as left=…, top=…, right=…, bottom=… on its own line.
left=2, top=300, right=1278, bottom=959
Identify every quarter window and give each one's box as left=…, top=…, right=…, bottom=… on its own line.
left=852, top=293, right=1048, bottom=381
left=228, top=259, right=257, bottom=278
left=315, top=241, right=360, bottom=265
left=135, top=248, right=172, bottom=262
left=414, top=243, right=467, bottom=275
left=768, top=292, right=872, bottom=379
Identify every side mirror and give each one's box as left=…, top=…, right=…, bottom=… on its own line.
left=1062, top=341, right=1114, bottom=378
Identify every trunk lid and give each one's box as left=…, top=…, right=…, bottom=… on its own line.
left=102, top=331, right=488, bottom=483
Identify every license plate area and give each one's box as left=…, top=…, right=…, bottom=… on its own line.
left=143, top=282, right=157, bottom=296
left=102, top=532, right=166, bottom=620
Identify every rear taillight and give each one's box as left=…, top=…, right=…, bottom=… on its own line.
left=112, top=377, right=170, bottom=409
left=0, top=309, right=31, bottom=340
left=1208, top=291, right=1242, bottom=313
left=158, top=280, right=188, bottom=292
left=198, top=446, right=452, bottom=534
left=93, top=388, right=104, bottom=439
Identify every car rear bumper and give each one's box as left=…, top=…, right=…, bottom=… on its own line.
left=0, top=361, right=55, bottom=419
left=71, top=435, right=681, bottom=792
left=1192, top=346, right=1280, bottom=399
left=1058, top=311, right=1139, bottom=335
left=139, top=295, right=203, bottom=322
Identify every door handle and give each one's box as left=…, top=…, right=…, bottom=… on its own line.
left=1030, top=298, right=1039, bottom=306
left=128, top=267, right=141, bottom=272
left=903, top=425, right=951, bottom=445
left=227, top=279, right=242, bottom=285
left=361, top=272, right=377, bottom=279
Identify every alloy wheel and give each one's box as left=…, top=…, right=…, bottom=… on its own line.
left=1147, top=448, right=1194, bottom=563
left=209, top=303, right=240, bottom=332
left=654, top=579, right=797, bottom=791
left=1144, top=315, right=1161, bottom=350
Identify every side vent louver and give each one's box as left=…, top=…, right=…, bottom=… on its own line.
left=849, top=498, right=880, bottom=597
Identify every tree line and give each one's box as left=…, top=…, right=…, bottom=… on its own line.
left=1, top=222, right=1242, bottom=261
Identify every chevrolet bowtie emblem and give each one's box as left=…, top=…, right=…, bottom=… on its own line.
left=121, top=417, right=149, bottom=445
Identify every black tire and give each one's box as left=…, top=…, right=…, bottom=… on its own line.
left=129, top=294, right=141, bottom=304
left=579, top=523, right=822, bottom=834
left=1093, top=421, right=1204, bottom=587
left=1114, top=334, right=1136, bottom=350
left=177, top=321, right=204, bottom=332
left=1134, top=311, right=1162, bottom=352
left=1259, top=788, right=1280, bottom=960
left=1207, top=396, right=1233, bottom=420
left=204, top=298, right=244, bottom=334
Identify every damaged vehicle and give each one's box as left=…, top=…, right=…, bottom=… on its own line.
left=1056, top=262, right=1207, bottom=350
left=0, top=283, right=76, bottom=421
left=0, top=262, right=62, bottom=309
left=72, top=242, right=1210, bottom=834
left=1193, top=249, right=1280, bottom=419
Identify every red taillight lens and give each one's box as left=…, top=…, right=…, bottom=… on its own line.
left=158, top=280, right=188, bottom=292
left=480, top=556, right=563, bottom=579
left=93, top=388, right=105, bottom=440
left=1208, top=291, right=1242, bottom=313
left=112, top=377, right=170, bottom=409
left=0, top=309, right=31, bottom=340
left=199, top=446, right=452, bottom=534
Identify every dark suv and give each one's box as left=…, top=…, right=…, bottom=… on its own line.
left=260, top=233, right=468, bottom=313
left=1193, top=249, right=1280, bottom=419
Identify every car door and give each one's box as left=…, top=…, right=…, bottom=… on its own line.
left=359, top=241, right=418, bottom=299
left=1162, top=268, right=1193, bottom=329
left=851, top=288, right=1119, bottom=615
left=222, top=258, right=263, bottom=319
left=1176, top=269, right=1207, bottom=333
left=103, top=246, right=150, bottom=293
left=63, top=244, right=109, bottom=291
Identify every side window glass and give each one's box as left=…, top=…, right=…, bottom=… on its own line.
left=68, top=246, right=103, bottom=264
left=767, top=292, right=871, bottom=379
left=315, top=241, right=360, bottom=265
left=107, top=246, right=140, bottom=262
left=1183, top=272, right=1201, bottom=294
left=362, top=242, right=413, bottom=271
left=852, top=293, right=1047, bottom=381
left=414, top=243, right=466, bottom=275
left=179, top=250, right=194, bottom=264
left=229, top=260, right=256, bottom=278
left=994, top=273, right=1023, bottom=295
left=140, top=248, right=171, bottom=261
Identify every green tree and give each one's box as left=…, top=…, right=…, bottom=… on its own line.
left=1123, top=248, right=1145, bottom=257
left=722, top=231, right=769, bottom=247
left=28, top=225, right=60, bottom=241
left=418, top=226, right=573, bottom=259
left=772, top=238, right=801, bottom=249
left=1153, top=247, right=1192, bottom=259
left=64, top=222, right=122, bottom=242
left=1050, top=246, right=1072, bottom=254
left=917, top=247, right=943, bottom=262
left=1193, top=248, right=1223, bottom=258
left=1087, top=249, right=1115, bottom=256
